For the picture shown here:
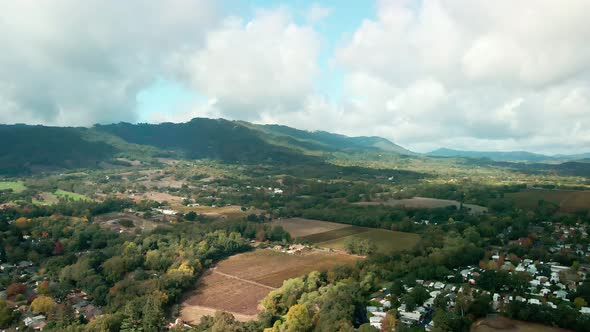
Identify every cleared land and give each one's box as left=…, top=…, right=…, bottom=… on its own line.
left=354, top=196, right=488, bottom=214
left=505, top=189, right=590, bottom=213
left=273, top=218, right=350, bottom=238
left=180, top=249, right=358, bottom=324
left=0, top=181, right=26, bottom=193
left=471, top=316, right=571, bottom=332
left=94, top=212, right=161, bottom=233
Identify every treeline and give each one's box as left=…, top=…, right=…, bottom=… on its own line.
left=0, top=199, right=264, bottom=331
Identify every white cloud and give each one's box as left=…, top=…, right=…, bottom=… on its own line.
left=0, top=0, right=219, bottom=126
left=181, top=9, right=320, bottom=119
left=307, top=4, right=332, bottom=23
left=321, top=0, right=590, bottom=153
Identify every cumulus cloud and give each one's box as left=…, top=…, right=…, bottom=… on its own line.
left=181, top=9, right=320, bottom=119
left=307, top=4, right=332, bottom=23
left=0, top=0, right=219, bottom=126
left=323, top=0, right=590, bottom=153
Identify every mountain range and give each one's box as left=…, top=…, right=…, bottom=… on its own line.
left=429, top=148, right=590, bottom=163
left=0, top=118, right=410, bottom=175
left=2, top=118, right=589, bottom=176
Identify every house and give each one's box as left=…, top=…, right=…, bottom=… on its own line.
left=581, top=307, right=590, bottom=315
left=434, top=282, right=445, bottom=290
left=24, top=315, right=46, bottom=330
left=399, top=311, right=422, bottom=325
left=528, top=298, right=541, bottom=305
left=0, top=263, right=14, bottom=271
left=554, top=290, right=568, bottom=300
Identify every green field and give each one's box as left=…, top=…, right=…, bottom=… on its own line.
left=317, top=229, right=421, bottom=254
left=299, top=226, right=370, bottom=243
left=54, top=189, right=90, bottom=201
left=505, top=189, right=590, bottom=213
left=0, top=181, right=26, bottom=193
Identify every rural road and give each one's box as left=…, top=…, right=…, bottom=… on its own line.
left=212, top=269, right=277, bottom=290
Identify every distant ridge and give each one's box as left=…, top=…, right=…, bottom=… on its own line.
left=429, top=148, right=590, bottom=163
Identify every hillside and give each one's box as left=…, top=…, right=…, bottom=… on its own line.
left=0, top=118, right=410, bottom=175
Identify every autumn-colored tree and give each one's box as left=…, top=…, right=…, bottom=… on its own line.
left=15, top=217, right=29, bottom=229
left=31, top=295, right=55, bottom=314
left=6, top=283, right=26, bottom=297
left=54, top=241, right=63, bottom=255
left=37, top=280, right=50, bottom=295
left=381, top=310, right=397, bottom=332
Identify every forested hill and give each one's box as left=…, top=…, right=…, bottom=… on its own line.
left=0, top=118, right=411, bottom=175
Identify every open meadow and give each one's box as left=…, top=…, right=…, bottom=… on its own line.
left=504, top=189, right=590, bottom=213
left=180, top=249, right=358, bottom=324
left=471, top=316, right=572, bottom=332
left=0, top=181, right=26, bottom=193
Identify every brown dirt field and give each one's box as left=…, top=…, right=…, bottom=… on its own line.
left=216, top=249, right=358, bottom=288
left=471, top=316, right=572, bottom=332
left=134, top=191, right=185, bottom=203
left=180, top=305, right=257, bottom=324
left=272, top=218, right=350, bottom=238
left=180, top=249, right=359, bottom=323
left=181, top=270, right=270, bottom=324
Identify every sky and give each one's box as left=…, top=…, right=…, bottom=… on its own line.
left=1, top=0, right=590, bottom=154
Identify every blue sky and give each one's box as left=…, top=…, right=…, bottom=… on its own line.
left=137, top=0, right=375, bottom=123
left=2, top=0, right=590, bottom=153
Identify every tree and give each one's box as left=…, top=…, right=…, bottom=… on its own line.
left=281, top=304, right=312, bottom=332
left=0, top=299, right=17, bottom=328
left=381, top=311, right=397, bottom=331
left=184, top=211, right=197, bottom=221
left=574, top=297, right=588, bottom=310
left=102, top=256, right=126, bottom=282
left=142, top=293, right=164, bottom=332
left=31, top=295, right=55, bottom=314
left=6, top=283, right=26, bottom=297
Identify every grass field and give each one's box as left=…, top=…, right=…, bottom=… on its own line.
left=317, top=229, right=421, bottom=254
left=54, top=189, right=90, bottom=201
left=353, top=196, right=488, bottom=214
left=0, top=181, right=26, bottom=193
left=472, top=316, right=571, bottom=332
left=180, top=249, right=358, bottom=323
left=278, top=218, right=420, bottom=255
left=505, top=189, right=590, bottom=213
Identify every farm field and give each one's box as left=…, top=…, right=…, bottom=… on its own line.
left=471, top=316, right=572, bottom=332
left=277, top=218, right=420, bottom=254
left=0, top=181, right=26, bottom=193
left=272, top=217, right=350, bottom=238
left=317, top=229, right=421, bottom=254
left=180, top=249, right=358, bottom=324
left=504, top=189, right=590, bottom=213
left=353, top=196, right=488, bottom=214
